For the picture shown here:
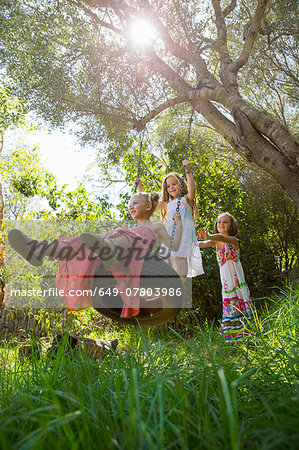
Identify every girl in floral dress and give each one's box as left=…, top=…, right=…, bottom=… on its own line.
left=198, top=212, right=255, bottom=342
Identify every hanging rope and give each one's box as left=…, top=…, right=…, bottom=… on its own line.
left=130, top=103, right=196, bottom=261
left=133, top=128, right=146, bottom=194
left=167, top=105, right=195, bottom=258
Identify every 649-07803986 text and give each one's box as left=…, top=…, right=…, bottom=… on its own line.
left=95, top=287, right=182, bottom=297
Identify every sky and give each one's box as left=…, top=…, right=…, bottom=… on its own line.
left=5, top=121, right=129, bottom=214
left=24, top=129, right=96, bottom=189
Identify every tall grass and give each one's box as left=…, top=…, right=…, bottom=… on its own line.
left=0, top=283, right=298, bottom=449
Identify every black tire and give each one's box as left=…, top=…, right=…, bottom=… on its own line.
left=92, top=257, right=183, bottom=326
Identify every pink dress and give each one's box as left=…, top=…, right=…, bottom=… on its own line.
left=54, top=226, right=156, bottom=318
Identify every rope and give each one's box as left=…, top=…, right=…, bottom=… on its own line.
left=167, top=106, right=195, bottom=258
left=131, top=103, right=196, bottom=260
left=133, top=128, right=146, bottom=194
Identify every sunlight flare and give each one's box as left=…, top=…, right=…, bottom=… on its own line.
left=130, top=20, right=155, bottom=45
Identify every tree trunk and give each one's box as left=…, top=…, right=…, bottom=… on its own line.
left=0, top=179, right=4, bottom=309
left=194, top=99, right=299, bottom=208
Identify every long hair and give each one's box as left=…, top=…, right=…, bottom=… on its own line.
left=161, top=172, right=197, bottom=222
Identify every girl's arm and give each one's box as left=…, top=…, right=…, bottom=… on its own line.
left=206, top=233, right=238, bottom=249
left=134, top=178, right=143, bottom=193
left=156, top=212, right=182, bottom=251
left=183, top=159, right=196, bottom=205
left=198, top=240, right=215, bottom=248
left=197, top=228, right=216, bottom=248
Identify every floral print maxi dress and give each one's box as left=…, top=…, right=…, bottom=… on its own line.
left=216, top=243, right=255, bottom=341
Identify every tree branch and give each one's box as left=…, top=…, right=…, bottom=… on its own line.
left=134, top=96, right=189, bottom=131
left=235, top=100, right=299, bottom=168
left=69, top=0, right=127, bottom=38
left=211, top=0, right=236, bottom=90
left=142, top=0, right=210, bottom=80
left=223, top=0, right=237, bottom=18
left=146, top=49, right=193, bottom=93
left=142, top=0, right=194, bottom=64
left=194, top=101, right=244, bottom=153
left=232, top=0, right=270, bottom=72
left=212, top=0, right=231, bottom=60
left=73, top=107, right=137, bottom=126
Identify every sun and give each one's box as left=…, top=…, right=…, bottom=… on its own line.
left=130, top=20, right=155, bottom=46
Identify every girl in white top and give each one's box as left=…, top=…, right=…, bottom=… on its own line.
left=136, top=160, right=203, bottom=281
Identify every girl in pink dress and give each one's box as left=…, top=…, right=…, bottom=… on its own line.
left=8, top=192, right=182, bottom=318
left=198, top=212, right=255, bottom=342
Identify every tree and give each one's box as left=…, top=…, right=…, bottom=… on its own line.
left=0, top=0, right=298, bottom=207
left=0, top=84, right=27, bottom=307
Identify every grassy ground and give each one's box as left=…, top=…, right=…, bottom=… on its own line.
left=0, top=283, right=298, bottom=450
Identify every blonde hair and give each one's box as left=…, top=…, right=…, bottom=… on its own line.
left=214, top=212, right=239, bottom=236
left=161, top=172, right=197, bottom=222
left=135, top=191, right=160, bottom=216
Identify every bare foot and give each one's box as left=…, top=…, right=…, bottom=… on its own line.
left=8, top=229, right=47, bottom=267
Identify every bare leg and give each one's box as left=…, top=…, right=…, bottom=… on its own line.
left=80, top=232, right=131, bottom=265
left=42, top=240, right=78, bottom=260
left=8, top=229, right=78, bottom=266
left=175, top=257, right=188, bottom=282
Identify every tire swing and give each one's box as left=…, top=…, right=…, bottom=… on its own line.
left=92, top=110, right=195, bottom=326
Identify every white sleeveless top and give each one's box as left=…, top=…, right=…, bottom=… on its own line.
left=166, top=197, right=204, bottom=277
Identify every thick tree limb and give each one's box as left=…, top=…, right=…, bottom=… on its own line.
left=212, top=0, right=237, bottom=91
left=194, top=100, right=299, bottom=206
left=226, top=95, right=299, bottom=168
left=231, top=108, right=299, bottom=206
left=134, top=96, right=189, bottom=131
left=232, top=0, right=270, bottom=72
left=146, top=49, right=194, bottom=93
left=212, top=0, right=232, bottom=63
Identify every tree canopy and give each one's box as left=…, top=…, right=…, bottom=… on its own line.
left=0, top=0, right=298, bottom=206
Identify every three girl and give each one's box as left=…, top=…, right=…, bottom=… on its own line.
left=8, top=192, right=182, bottom=319
left=136, top=159, right=203, bottom=281
left=9, top=164, right=255, bottom=340
left=198, top=212, right=255, bottom=342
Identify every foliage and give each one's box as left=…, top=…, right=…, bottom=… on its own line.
left=0, top=283, right=298, bottom=448
left=35, top=183, right=115, bottom=221
left=239, top=0, right=298, bottom=134
left=241, top=170, right=299, bottom=271
left=0, top=0, right=298, bottom=205
left=0, top=83, right=28, bottom=305
left=0, top=84, right=25, bottom=133
left=1, top=146, right=51, bottom=217
left=0, top=144, right=114, bottom=221
left=123, top=115, right=295, bottom=322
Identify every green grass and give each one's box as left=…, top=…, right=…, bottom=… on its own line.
left=0, top=283, right=298, bottom=449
